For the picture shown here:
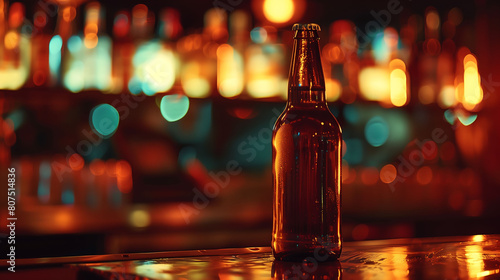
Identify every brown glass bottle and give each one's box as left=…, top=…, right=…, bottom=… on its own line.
left=272, top=23, right=342, bottom=261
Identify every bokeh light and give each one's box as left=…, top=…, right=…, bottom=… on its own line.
left=380, top=164, right=397, bottom=184
left=67, top=36, right=83, bottom=53
left=365, top=116, right=389, bottom=147
left=389, top=59, right=408, bottom=107
left=217, top=44, right=244, bottom=98
left=416, top=166, right=433, bottom=185
left=90, top=104, right=120, bottom=138
left=4, top=31, right=19, bottom=50
left=133, top=43, right=177, bottom=96
left=250, top=27, right=267, bottom=44
left=463, top=54, right=483, bottom=111
left=181, top=62, right=211, bottom=98
left=263, top=0, right=294, bottom=24
left=68, top=154, right=84, bottom=171
left=129, top=209, right=151, bottom=228
left=359, top=67, right=390, bottom=102
left=160, top=94, right=190, bottom=122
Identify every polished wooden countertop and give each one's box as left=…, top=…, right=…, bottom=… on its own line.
left=2, top=234, right=500, bottom=279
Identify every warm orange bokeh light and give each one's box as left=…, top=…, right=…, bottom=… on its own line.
left=390, top=68, right=407, bottom=107
left=68, top=153, right=84, bottom=171
left=462, top=54, right=482, bottom=111
left=117, top=160, right=133, bottom=193
left=4, top=31, right=19, bottom=50
left=380, top=164, right=397, bottom=184
left=217, top=44, right=244, bottom=98
left=90, top=159, right=105, bottom=176
left=263, top=0, right=295, bottom=23
left=426, top=10, right=440, bottom=30
left=416, top=166, right=433, bottom=185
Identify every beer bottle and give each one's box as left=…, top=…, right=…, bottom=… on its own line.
left=272, top=23, right=342, bottom=261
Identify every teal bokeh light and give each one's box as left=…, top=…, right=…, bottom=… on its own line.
left=343, top=105, right=359, bottom=124
left=160, top=94, right=190, bottom=122
left=49, top=35, right=63, bottom=53
left=344, top=138, right=363, bottom=165
left=90, top=104, right=120, bottom=138
left=67, top=36, right=82, bottom=54
left=250, top=27, right=267, bottom=44
left=365, top=116, right=389, bottom=147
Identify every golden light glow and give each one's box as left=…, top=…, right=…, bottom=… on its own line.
left=4, top=31, right=19, bottom=49
left=129, top=209, right=151, bottom=228
left=472, top=235, right=485, bottom=242
left=83, top=3, right=100, bottom=49
left=326, top=78, right=342, bottom=102
left=263, top=0, right=295, bottom=23
left=389, top=59, right=406, bottom=71
left=137, top=49, right=177, bottom=94
left=439, top=85, right=456, bottom=108
left=84, top=33, right=98, bottom=49
left=0, top=35, right=30, bottom=90
left=217, top=44, right=244, bottom=98
left=182, top=62, right=211, bottom=98
left=359, top=67, right=390, bottom=101
left=391, top=247, right=409, bottom=279
left=246, top=49, right=285, bottom=98
left=455, top=82, right=464, bottom=103
left=247, top=78, right=283, bottom=98
left=388, top=59, right=408, bottom=107
left=465, top=245, right=484, bottom=279
left=390, top=69, right=407, bottom=106
left=463, top=54, right=482, bottom=111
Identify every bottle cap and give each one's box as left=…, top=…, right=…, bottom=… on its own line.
left=292, top=23, right=321, bottom=31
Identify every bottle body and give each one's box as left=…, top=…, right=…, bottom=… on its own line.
left=272, top=24, right=342, bottom=261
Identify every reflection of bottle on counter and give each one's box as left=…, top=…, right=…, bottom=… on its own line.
left=272, top=23, right=342, bottom=261
left=272, top=259, right=342, bottom=279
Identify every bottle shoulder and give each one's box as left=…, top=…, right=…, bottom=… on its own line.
left=273, top=106, right=342, bottom=136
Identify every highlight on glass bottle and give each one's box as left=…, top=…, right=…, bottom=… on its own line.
left=272, top=23, right=342, bottom=261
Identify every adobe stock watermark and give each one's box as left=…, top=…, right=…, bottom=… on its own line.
left=384, top=128, right=447, bottom=192
left=383, top=71, right=500, bottom=192
left=178, top=108, right=291, bottom=224
left=213, top=0, right=243, bottom=14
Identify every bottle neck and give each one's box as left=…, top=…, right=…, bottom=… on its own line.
left=288, top=30, right=326, bottom=106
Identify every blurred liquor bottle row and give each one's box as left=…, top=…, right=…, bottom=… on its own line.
left=0, top=1, right=486, bottom=112
left=11, top=155, right=132, bottom=208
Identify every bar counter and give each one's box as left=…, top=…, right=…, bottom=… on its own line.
left=2, top=234, right=499, bottom=279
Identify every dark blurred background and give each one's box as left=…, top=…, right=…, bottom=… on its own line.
left=1, top=0, right=500, bottom=258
